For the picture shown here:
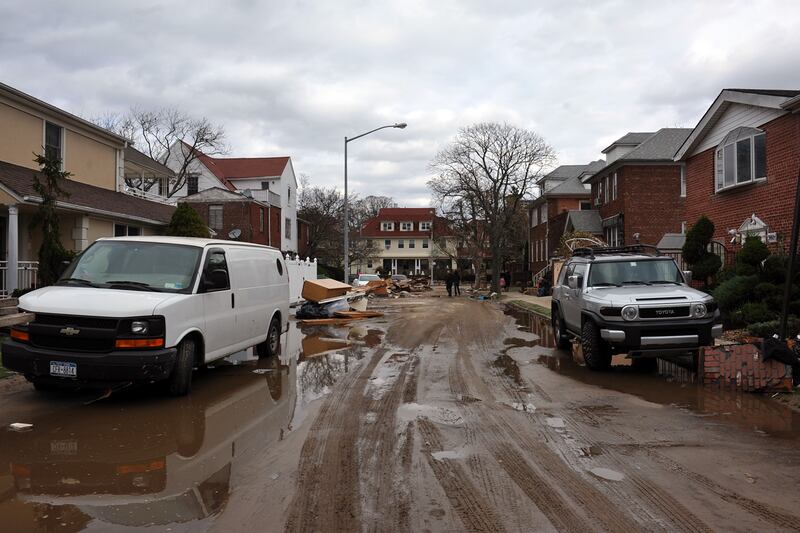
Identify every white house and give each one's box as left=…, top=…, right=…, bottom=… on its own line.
left=166, top=142, right=299, bottom=252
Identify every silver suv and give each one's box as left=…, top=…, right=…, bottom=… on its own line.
left=551, top=246, right=722, bottom=370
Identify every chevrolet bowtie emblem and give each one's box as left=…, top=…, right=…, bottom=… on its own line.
left=60, top=327, right=80, bottom=336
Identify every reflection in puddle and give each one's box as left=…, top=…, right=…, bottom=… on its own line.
left=505, top=307, right=800, bottom=439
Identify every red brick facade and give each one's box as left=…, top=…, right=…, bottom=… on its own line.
left=702, top=344, right=793, bottom=392
left=529, top=197, right=589, bottom=273
left=683, top=113, right=800, bottom=253
left=592, top=164, right=684, bottom=247
left=189, top=201, right=282, bottom=248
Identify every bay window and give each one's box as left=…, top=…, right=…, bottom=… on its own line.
left=715, top=128, right=766, bottom=192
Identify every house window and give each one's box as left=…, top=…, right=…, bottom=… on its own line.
left=44, top=122, right=63, bottom=162
left=422, top=239, right=429, bottom=249
left=285, top=217, right=292, bottom=239
left=680, top=166, right=686, bottom=197
left=381, top=221, right=394, bottom=231
left=114, top=224, right=141, bottom=237
left=420, top=221, right=431, bottom=231
left=604, top=176, right=610, bottom=204
left=367, top=260, right=373, bottom=269
left=260, top=208, right=264, bottom=232
left=595, top=182, right=602, bottom=206
left=187, top=174, right=199, bottom=195
left=400, top=221, right=413, bottom=231
left=715, top=129, right=766, bottom=192
left=409, top=239, right=415, bottom=249
left=287, top=187, right=291, bottom=203
left=612, top=173, right=618, bottom=200
left=580, top=201, right=591, bottom=210
left=681, top=221, right=687, bottom=234
left=209, top=205, right=223, bottom=230
left=539, top=205, right=545, bottom=224
left=398, top=239, right=405, bottom=249
left=384, top=239, right=391, bottom=250
left=261, top=181, right=269, bottom=190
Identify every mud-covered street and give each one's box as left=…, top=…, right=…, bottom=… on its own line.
left=1, top=295, right=800, bottom=532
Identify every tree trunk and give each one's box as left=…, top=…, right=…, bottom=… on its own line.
left=490, top=242, right=502, bottom=293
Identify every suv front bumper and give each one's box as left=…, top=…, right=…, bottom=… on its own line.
left=2, top=340, right=177, bottom=387
left=595, top=317, right=722, bottom=351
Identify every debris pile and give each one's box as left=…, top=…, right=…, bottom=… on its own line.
left=297, top=279, right=384, bottom=324
left=356, top=276, right=432, bottom=298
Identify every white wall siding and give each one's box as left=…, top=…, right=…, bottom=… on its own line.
left=691, top=103, right=785, bottom=156
left=605, top=145, right=636, bottom=164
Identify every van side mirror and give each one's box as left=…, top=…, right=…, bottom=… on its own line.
left=568, top=275, right=581, bottom=290
left=202, top=269, right=229, bottom=292
left=57, top=260, right=71, bottom=277
left=682, top=270, right=692, bottom=285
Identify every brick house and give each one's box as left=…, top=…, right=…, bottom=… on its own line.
left=179, top=187, right=281, bottom=247
left=528, top=161, right=604, bottom=274
left=586, top=128, right=691, bottom=247
left=351, top=207, right=456, bottom=279
left=674, top=89, right=800, bottom=253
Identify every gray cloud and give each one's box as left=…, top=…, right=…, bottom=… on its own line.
left=1, top=0, right=799, bottom=206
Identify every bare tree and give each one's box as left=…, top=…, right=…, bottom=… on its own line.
left=97, top=107, right=227, bottom=197
left=430, top=122, right=555, bottom=292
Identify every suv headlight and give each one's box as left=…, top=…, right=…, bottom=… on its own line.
left=621, top=305, right=638, bottom=321
left=691, top=303, right=707, bottom=318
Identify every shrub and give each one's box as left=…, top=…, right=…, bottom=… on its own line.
left=682, top=216, right=721, bottom=286
left=712, top=275, right=757, bottom=312
left=747, top=316, right=800, bottom=338
left=730, top=302, right=777, bottom=327
left=762, top=255, right=787, bottom=285
left=754, top=282, right=781, bottom=299
left=165, top=204, right=210, bottom=238
left=737, top=235, right=770, bottom=269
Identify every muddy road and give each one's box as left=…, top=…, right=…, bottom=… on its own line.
left=1, top=296, right=799, bottom=532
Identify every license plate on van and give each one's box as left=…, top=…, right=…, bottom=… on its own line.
left=50, top=361, right=77, bottom=378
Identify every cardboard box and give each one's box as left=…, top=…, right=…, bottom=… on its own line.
left=302, top=279, right=352, bottom=302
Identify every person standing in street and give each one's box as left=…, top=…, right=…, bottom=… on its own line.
left=445, top=269, right=453, bottom=297
left=453, top=270, right=461, bottom=296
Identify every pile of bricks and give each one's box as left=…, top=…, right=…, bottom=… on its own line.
left=701, top=344, right=793, bottom=392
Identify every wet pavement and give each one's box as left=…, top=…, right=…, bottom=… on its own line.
left=0, top=297, right=798, bottom=531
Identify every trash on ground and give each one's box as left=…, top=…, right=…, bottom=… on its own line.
left=9, top=422, right=33, bottom=431
left=301, top=278, right=352, bottom=303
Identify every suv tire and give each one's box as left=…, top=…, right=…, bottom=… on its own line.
left=168, top=338, right=195, bottom=397
left=551, top=307, right=571, bottom=350
left=581, top=319, right=612, bottom=371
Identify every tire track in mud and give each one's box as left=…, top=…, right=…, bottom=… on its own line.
left=645, top=450, right=800, bottom=532
left=448, top=321, right=644, bottom=533
left=417, top=417, right=507, bottom=532
left=361, top=352, right=414, bottom=533
left=285, top=348, right=386, bottom=533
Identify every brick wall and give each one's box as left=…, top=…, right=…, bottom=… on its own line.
left=702, top=344, right=793, bottom=392
left=529, top=221, right=548, bottom=273
left=683, top=113, right=800, bottom=253
left=549, top=197, right=587, bottom=219
left=189, top=201, right=282, bottom=248
left=622, top=165, right=684, bottom=246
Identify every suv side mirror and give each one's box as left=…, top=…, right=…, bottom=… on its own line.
left=568, top=275, right=582, bottom=290
left=682, top=270, right=692, bottom=285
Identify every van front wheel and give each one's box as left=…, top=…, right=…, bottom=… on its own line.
left=168, top=338, right=195, bottom=396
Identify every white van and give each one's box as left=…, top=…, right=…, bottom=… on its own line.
left=2, top=237, right=289, bottom=396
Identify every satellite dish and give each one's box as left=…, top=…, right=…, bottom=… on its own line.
left=228, top=228, right=242, bottom=240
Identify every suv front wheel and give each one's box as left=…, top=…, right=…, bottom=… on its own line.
left=581, top=319, right=612, bottom=371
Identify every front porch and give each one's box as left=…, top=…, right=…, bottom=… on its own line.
left=0, top=260, right=38, bottom=297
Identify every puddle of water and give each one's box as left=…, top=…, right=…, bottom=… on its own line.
left=590, top=467, right=625, bottom=482
left=546, top=417, right=566, bottom=428
left=504, top=307, right=800, bottom=439
left=581, top=445, right=604, bottom=457
left=491, top=354, right=524, bottom=386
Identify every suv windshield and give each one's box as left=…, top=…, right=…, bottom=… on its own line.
left=60, top=241, right=202, bottom=293
left=587, top=259, right=682, bottom=287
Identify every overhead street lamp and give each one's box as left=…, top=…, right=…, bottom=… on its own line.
left=343, top=122, right=407, bottom=282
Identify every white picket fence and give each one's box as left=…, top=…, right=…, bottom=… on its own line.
left=285, top=255, right=317, bottom=305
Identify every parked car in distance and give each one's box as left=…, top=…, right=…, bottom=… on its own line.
left=2, top=237, right=289, bottom=396
left=550, top=246, right=721, bottom=370
left=353, top=274, right=381, bottom=287
left=391, top=274, right=408, bottom=281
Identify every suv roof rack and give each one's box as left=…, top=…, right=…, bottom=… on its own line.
left=572, top=244, right=661, bottom=259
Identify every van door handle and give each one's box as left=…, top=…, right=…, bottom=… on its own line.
left=231, top=293, right=235, bottom=308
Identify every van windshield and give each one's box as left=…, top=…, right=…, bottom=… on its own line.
left=587, top=259, right=683, bottom=287
left=60, top=241, right=202, bottom=293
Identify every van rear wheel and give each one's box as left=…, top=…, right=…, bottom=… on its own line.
left=258, top=317, right=281, bottom=358
left=168, top=338, right=195, bottom=397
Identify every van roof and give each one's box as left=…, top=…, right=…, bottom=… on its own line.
left=97, top=236, right=281, bottom=251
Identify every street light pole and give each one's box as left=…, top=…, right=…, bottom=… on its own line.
left=343, top=122, right=407, bottom=282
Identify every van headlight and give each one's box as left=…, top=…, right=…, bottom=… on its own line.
left=691, top=303, right=707, bottom=318
left=621, top=305, right=638, bottom=321
left=131, top=321, right=149, bottom=335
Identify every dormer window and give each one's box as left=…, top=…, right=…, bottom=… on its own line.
left=715, top=127, right=766, bottom=192
left=400, top=221, right=413, bottom=231
left=381, top=221, right=394, bottom=231
left=419, top=221, right=431, bottom=231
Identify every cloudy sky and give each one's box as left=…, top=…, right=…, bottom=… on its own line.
left=2, top=0, right=799, bottom=206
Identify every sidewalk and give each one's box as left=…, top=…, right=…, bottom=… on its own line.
left=499, top=292, right=552, bottom=318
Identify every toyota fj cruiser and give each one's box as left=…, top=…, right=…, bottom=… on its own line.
left=551, top=246, right=722, bottom=370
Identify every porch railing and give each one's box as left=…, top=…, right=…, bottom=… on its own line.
left=0, top=261, right=39, bottom=298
